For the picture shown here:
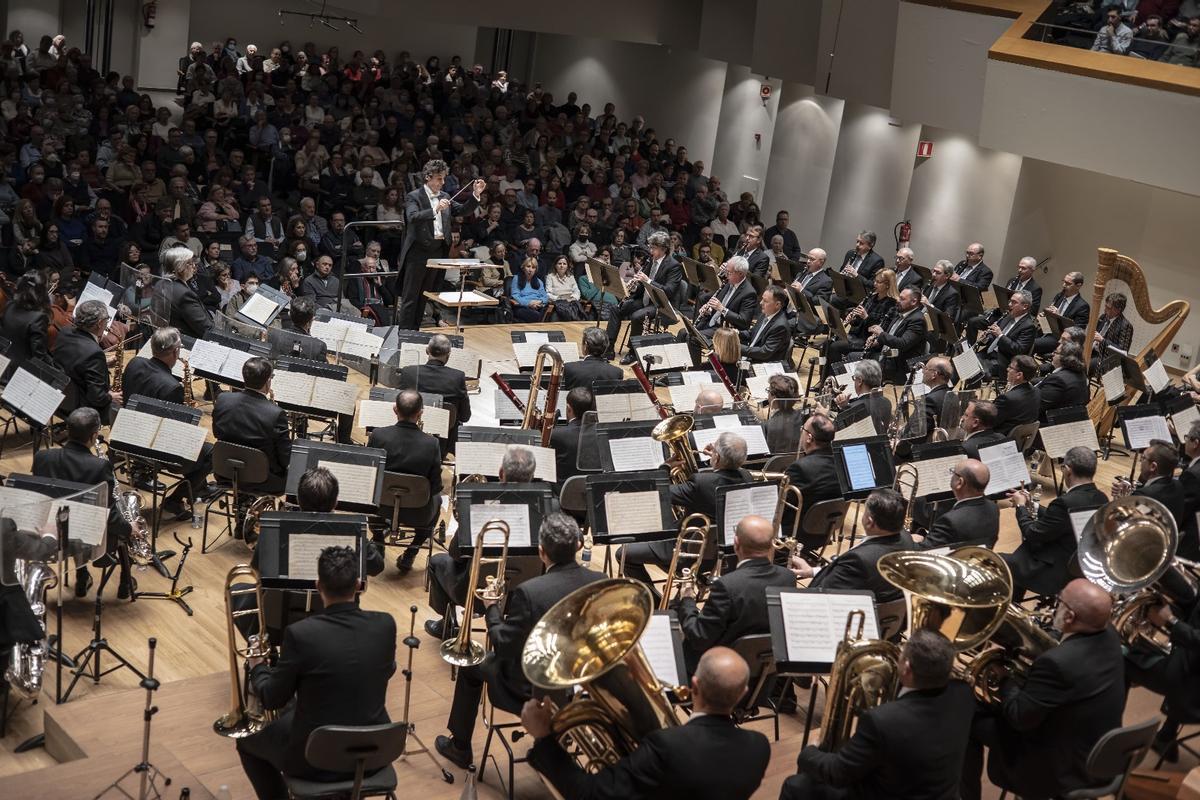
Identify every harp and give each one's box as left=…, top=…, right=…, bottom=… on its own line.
left=1083, top=248, right=1189, bottom=436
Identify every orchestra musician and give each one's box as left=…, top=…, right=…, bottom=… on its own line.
left=921, top=357, right=953, bottom=433
left=52, top=299, right=121, bottom=425
left=680, top=255, right=758, bottom=365
left=433, top=513, right=605, bottom=770
left=964, top=257, right=1041, bottom=345
left=236, top=545, right=396, bottom=800
left=922, top=259, right=961, bottom=327
left=838, top=230, right=885, bottom=293
left=1036, top=341, right=1089, bottom=418
left=1090, top=291, right=1134, bottom=377
left=734, top=225, right=771, bottom=278
left=673, top=514, right=795, bottom=670
left=1178, top=419, right=1200, bottom=560
left=864, top=286, right=926, bottom=383
left=789, top=248, right=831, bottom=338
left=693, top=388, right=726, bottom=416
left=830, top=360, right=893, bottom=433
left=782, top=412, right=841, bottom=549
left=32, top=407, right=133, bottom=598
left=1117, top=439, right=1187, bottom=531
left=789, top=489, right=914, bottom=602
left=960, top=578, right=1125, bottom=800
left=212, top=356, right=293, bottom=495
left=605, top=230, right=684, bottom=365
left=976, top=289, right=1036, bottom=379
left=550, top=387, right=593, bottom=492
left=155, top=246, right=213, bottom=339
left=914, top=459, right=998, bottom=550
left=992, top=355, right=1040, bottom=436
left=278, top=296, right=328, bottom=362
left=1033, top=272, right=1090, bottom=355
left=365, top=389, right=444, bottom=574
left=764, top=374, right=803, bottom=455
left=950, top=242, right=993, bottom=291
left=781, top=630, right=974, bottom=800
left=1003, top=446, right=1108, bottom=599
left=959, top=399, right=1005, bottom=460
left=522, top=646, right=771, bottom=800
left=396, top=334, right=471, bottom=452
left=562, top=327, right=622, bottom=391
left=824, top=270, right=898, bottom=376
left=891, top=247, right=922, bottom=294
left=0, top=271, right=51, bottom=378
left=739, top=287, right=792, bottom=366
left=618, top=432, right=750, bottom=600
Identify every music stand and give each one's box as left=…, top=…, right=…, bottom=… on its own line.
left=992, top=283, right=1015, bottom=311
left=829, top=271, right=865, bottom=305
left=698, top=262, right=721, bottom=294
left=585, top=469, right=673, bottom=576
left=908, top=440, right=968, bottom=503
left=645, top=284, right=680, bottom=326
left=831, top=436, right=897, bottom=500
left=677, top=255, right=702, bottom=287
left=819, top=300, right=850, bottom=343
left=714, top=480, right=781, bottom=553
left=236, top=283, right=290, bottom=328
left=284, top=441, right=386, bottom=514
left=774, top=257, right=804, bottom=286
left=912, top=264, right=933, bottom=284
left=257, top=511, right=367, bottom=593
left=508, top=330, right=567, bottom=345
left=594, top=420, right=666, bottom=473
left=600, top=263, right=631, bottom=303
left=927, top=307, right=958, bottom=352
left=454, top=483, right=551, bottom=559
left=957, top=282, right=985, bottom=315
left=425, top=259, right=491, bottom=331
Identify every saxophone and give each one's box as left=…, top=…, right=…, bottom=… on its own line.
left=4, top=557, right=58, bottom=698
left=96, top=436, right=154, bottom=568
left=182, top=358, right=197, bottom=407
left=110, top=335, right=126, bottom=394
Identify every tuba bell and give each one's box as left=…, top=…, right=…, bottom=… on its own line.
left=213, top=565, right=276, bottom=737
left=652, top=413, right=699, bottom=484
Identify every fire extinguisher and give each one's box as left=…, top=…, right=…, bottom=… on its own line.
left=894, top=220, right=912, bottom=249
left=142, top=1, right=157, bottom=30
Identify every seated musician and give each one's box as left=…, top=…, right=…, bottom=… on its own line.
left=950, top=242, right=993, bottom=292
left=366, top=389, right=444, bottom=574
left=678, top=255, right=757, bottom=364
left=53, top=299, right=121, bottom=425
left=433, top=513, right=604, bottom=769
left=836, top=230, right=886, bottom=299
left=976, top=289, right=1036, bottom=379
left=550, top=387, right=593, bottom=493
left=32, top=408, right=134, bottom=598
left=693, top=388, right=725, bottom=416
left=914, top=459, right=998, bottom=550
left=212, top=357, right=293, bottom=495
left=562, top=327, right=622, bottom=391
left=1090, top=291, right=1134, bottom=377
left=781, top=630, right=973, bottom=800
left=1179, top=420, right=1200, bottom=560
left=790, top=488, right=913, bottom=602
left=396, top=333, right=471, bottom=452
left=992, top=355, right=1040, bottom=436
left=829, top=359, right=892, bottom=432
left=782, top=412, right=840, bottom=550
left=278, top=295, right=328, bottom=362
left=960, top=399, right=1005, bottom=459
left=522, top=647, right=771, bottom=800
left=1035, top=341, right=1088, bottom=419
left=921, top=357, right=953, bottom=432
left=425, top=445, right=539, bottom=639
left=964, top=258, right=1042, bottom=345
left=789, top=248, right=831, bottom=339
left=863, top=286, right=926, bottom=383
left=1033, top=271, right=1090, bottom=355
left=619, top=432, right=751, bottom=599
left=156, top=246, right=213, bottom=339
left=961, top=578, right=1125, bottom=800
left=823, top=269, right=897, bottom=375
left=236, top=545, right=396, bottom=800
left=739, top=286, right=792, bottom=366
left=120, top=326, right=215, bottom=520
left=1003, top=446, right=1107, bottom=600
left=605, top=231, right=683, bottom=365
left=673, top=514, right=795, bottom=670
left=1116, top=439, right=1187, bottom=531
left=764, top=374, right=803, bottom=455
left=921, top=259, right=961, bottom=334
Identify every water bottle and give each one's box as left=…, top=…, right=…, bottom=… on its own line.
left=191, top=510, right=202, bottom=530
left=215, top=786, right=232, bottom=800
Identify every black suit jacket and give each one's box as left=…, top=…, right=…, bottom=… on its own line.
left=279, top=319, right=330, bottom=363
left=529, top=714, right=769, bottom=800
left=1135, top=477, right=1187, bottom=532
left=1150, top=582, right=1200, bottom=720
left=924, top=384, right=951, bottom=432
left=1179, top=460, right=1200, bottom=559
left=642, top=254, right=685, bottom=309
left=250, top=602, right=396, bottom=778
left=871, top=308, right=927, bottom=378
left=674, top=557, right=796, bottom=661
left=739, top=312, right=791, bottom=364
left=794, top=268, right=833, bottom=306
left=1006, top=482, right=1108, bottom=595
left=809, top=532, right=914, bottom=602
left=212, top=388, right=292, bottom=481
left=842, top=249, right=885, bottom=289
left=397, top=360, right=471, bottom=431
left=961, top=429, right=1006, bottom=460
left=1007, top=277, right=1042, bottom=312
left=796, top=680, right=974, bottom=800
left=1048, top=291, right=1091, bottom=328
left=784, top=450, right=841, bottom=535
left=122, top=356, right=184, bottom=405
left=919, top=496, right=999, bottom=550
left=984, top=314, right=1036, bottom=367
left=990, top=627, right=1125, bottom=799
left=549, top=419, right=582, bottom=488
left=1036, top=369, right=1089, bottom=418
left=399, top=185, right=480, bottom=266
left=53, top=327, right=112, bottom=418
left=563, top=355, right=623, bottom=391
left=893, top=268, right=923, bottom=293
left=953, top=259, right=993, bottom=291
left=0, top=304, right=50, bottom=375
left=744, top=248, right=771, bottom=279
left=670, top=467, right=751, bottom=520
left=32, top=440, right=131, bottom=542
left=154, top=276, right=212, bottom=339
left=993, top=382, right=1040, bottom=436
left=366, top=420, right=443, bottom=525
left=697, top=279, right=758, bottom=332
left=924, top=282, right=961, bottom=323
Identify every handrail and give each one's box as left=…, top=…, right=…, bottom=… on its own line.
left=335, top=219, right=405, bottom=312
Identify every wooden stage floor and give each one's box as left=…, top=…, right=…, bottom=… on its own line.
left=0, top=320, right=1184, bottom=799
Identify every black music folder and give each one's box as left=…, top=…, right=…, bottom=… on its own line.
left=285, top=441, right=387, bottom=513
left=454, top=482, right=553, bottom=557
left=585, top=469, right=674, bottom=544
left=257, top=511, right=368, bottom=592
left=766, top=587, right=880, bottom=675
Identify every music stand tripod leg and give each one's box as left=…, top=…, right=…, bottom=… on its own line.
left=398, top=605, right=454, bottom=784
left=62, top=565, right=146, bottom=704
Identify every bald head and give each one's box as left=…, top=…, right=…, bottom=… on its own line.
left=734, top=515, right=775, bottom=558
left=954, top=459, right=990, bottom=497
left=693, top=647, right=750, bottom=715
left=1060, top=578, right=1113, bottom=633
left=695, top=389, right=725, bottom=414
left=925, top=356, right=952, bottom=386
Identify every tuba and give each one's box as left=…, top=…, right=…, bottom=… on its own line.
left=652, top=413, right=699, bottom=484
left=242, top=496, right=280, bottom=547
left=819, top=609, right=901, bottom=751
left=522, top=345, right=564, bottom=448
left=213, top=565, right=276, bottom=737
left=522, top=579, right=682, bottom=772
left=441, top=519, right=510, bottom=667
left=658, top=512, right=715, bottom=609
left=4, top=557, right=58, bottom=698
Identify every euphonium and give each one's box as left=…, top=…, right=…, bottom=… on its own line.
left=213, top=564, right=276, bottom=737
left=522, top=344, right=564, bottom=448
left=4, top=557, right=58, bottom=698
left=652, top=413, right=699, bottom=484
left=441, top=519, right=510, bottom=667
left=659, top=512, right=714, bottom=609
left=96, top=435, right=154, bottom=568
left=818, top=609, right=901, bottom=751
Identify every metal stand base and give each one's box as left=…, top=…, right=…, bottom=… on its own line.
left=62, top=566, right=146, bottom=704
left=93, top=638, right=169, bottom=800
left=133, top=535, right=195, bottom=616
left=398, top=605, right=454, bottom=785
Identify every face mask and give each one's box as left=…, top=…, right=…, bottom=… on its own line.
left=69, top=172, right=80, bottom=181
left=296, top=251, right=307, bottom=262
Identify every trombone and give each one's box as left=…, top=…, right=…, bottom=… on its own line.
left=213, top=565, right=276, bottom=737
left=440, top=519, right=511, bottom=667
left=659, top=513, right=715, bottom=609
left=772, top=476, right=805, bottom=559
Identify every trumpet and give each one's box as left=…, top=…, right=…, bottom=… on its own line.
left=213, top=565, right=276, bottom=737
left=659, top=513, right=714, bottom=609
left=441, top=519, right=511, bottom=668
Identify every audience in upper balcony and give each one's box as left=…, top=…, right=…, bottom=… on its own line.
left=1093, top=7, right=1135, bottom=52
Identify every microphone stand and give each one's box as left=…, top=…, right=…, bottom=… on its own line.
left=93, top=638, right=172, bottom=800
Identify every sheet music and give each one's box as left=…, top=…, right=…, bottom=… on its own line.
left=668, top=382, right=732, bottom=412
left=287, top=533, right=353, bottom=580
left=399, top=342, right=480, bottom=377
left=55, top=499, right=107, bottom=546
left=1040, top=419, right=1101, bottom=459
left=609, top=436, right=664, bottom=472
left=692, top=424, right=769, bottom=458
left=185, top=338, right=226, bottom=374
left=831, top=370, right=855, bottom=390
left=953, top=347, right=983, bottom=384
left=979, top=440, right=1030, bottom=495
left=339, top=326, right=384, bottom=359
left=913, top=454, right=964, bottom=497
left=436, top=290, right=493, bottom=304
left=221, top=348, right=254, bottom=382
left=1102, top=366, right=1126, bottom=402
left=358, top=399, right=396, bottom=429
left=603, top=490, right=664, bottom=536
left=524, top=332, right=550, bottom=344
left=445, top=346, right=482, bottom=377
left=746, top=372, right=801, bottom=400
left=317, top=460, right=378, bottom=505
left=471, top=503, right=532, bottom=548
left=309, top=319, right=347, bottom=351
left=238, top=291, right=278, bottom=326
left=0, top=353, right=10, bottom=381
left=1173, top=404, right=1200, bottom=439
left=640, top=614, right=682, bottom=687
left=270, top=370, right=317, bottom=406
left=421, top=406, right=451, bottom=438
left=75, top=280, right=114, bottom=315
left=835, top=415, right=877, bottom=441
left=154, top=418, right=207, bottom=462
left=528, top=445, right=558, bottom=483
left=596, top=392, right=644, bottom=423
left=109, top=408, right=162, bottom=449
left=512, top=341, right=580, bottom=368
left=0, top=487, right=53, bottom=533
left=456, top=441, right=507, bottom=477
left=2, top=367, right=64, bottom=426
left=680, top=372, right=714, bottom=386
left=1037, top=313, right=1051, bottom=334
left=313, top=376, right=359, bottom=416
left=635, top=342, right=691, bottom=370
left=778, top=592, right=879, bottom=664
left=711, top=414, right=742, bottom=430
left=721, top=484, right=780, bottom=544
left=753, top=362, right=786, bottom=377
left=1124, top=415, right=1172, bottom=450
left=1144, top=358, right=1171, bottom=393
left=1070, top=509, right=1099, bottom=543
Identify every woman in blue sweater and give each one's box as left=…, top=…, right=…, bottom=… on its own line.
left=510, top=257, right=550, bottom=322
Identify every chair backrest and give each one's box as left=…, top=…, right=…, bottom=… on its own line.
left=876, top=597, right=908, bottom=641
left=305, top=721, right=408, bottom=774
left=211, top=440, right=270, bottom=485
left=760, top=453, right=794, bottom=475
left=801, top=499, right=849, bottom=547
left=558, top=475, right=588, bottom=515
left=379, top=472, right=431, bottom=509
left=730, top=633, right=775, bottom=709
left=1082, top=716, right=1162, bottom=785
left=1009, top=421, right=1040, bottom=455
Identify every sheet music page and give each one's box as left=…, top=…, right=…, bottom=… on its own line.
left=153, top=418, right=207, bottom=462
left=221, top=348, right=254, bottom=382
left=746, top=371, right=800, bottom=400
left=609, top=436, right=664, bottom=472
left=1, top=366, right=35, bottom=407
left=437, top=290, right=491, bottom=303
left=1144, top=358, right=1171, bottom=393
left=835, top=415, right=877, bottom=441
left=0, top=486, right=54, bottom=534
left=1102, top=365, right=1126, bottom=402
left=913, top=454, right=964, bottom=497
left=603, top=490, right=664, bottom=535
left=754, top=362, right=786, bottom=377
left=185, top=339, right=227, bottom=375
left=420, top=405, right=450, bottom=438
left=778, top=592, right=878, bottom=663
left=629, top=402, right=664, bottom=422
left=1173, top=404, right=1200, bottom=439
left=312, top=376, right=360, bottom=416
left=317, top=460, right=378, bottom=505
left=339, top=326, right=383, bottom=359
left=239, top=291, right=278, bottom=326
left=471, top=503, right=532, bottom=548
left=595, top=392, right=634, bottom=423
left=491, top=388, right=525, bottom=422
left=22, top=379, right=65, bottom=426
left=953, top=348, right=983, bottom=384
left=711, top=414, right=742, bottom=430
left=398, top=343, right=425, bottom=368
left=680, top=372, right=713, bottom=386
left=1070, top=509, right=1099, bottom=543
left=358, top=399, right=397, bottom=429
left=529, top=444, right=559, bottom=483
left=445, top=346, right=483, bottom=376
left=668, top=382, right=731, bottom=413
left=1040, top=419, right=1101, bottom=459
left=1125, top=415, right=1173, bottom=450
left=640, top=614, right=682, bottom=687
left=660, top=342, right=692, bottom=369
left=524, top=332, right=550, bottom=344
left=109, top=408, right=162, bottom=449
left=286, top=533, right=353, bottom=580
left=270, top=370, right=316, bottom=406
left=721, top=484, right=780, bottom=544
left=308, top=319, right=348, bottom=351
left=512, top=341, right=579, bottom=368
left=693, top=424, right=769, bottom=459
left=0, top=353, right=10, bottom=381
left=979, top=440, right=1030, bottom=494
left=1037, top=313, right=1051, bottom=334
left=633, top=344, right=666, bottom=368
left=75, top=281, right=113, bottom=315
left=455, top=441, right=506, bottom=477
left=54, top=499, right=107, bottom=546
